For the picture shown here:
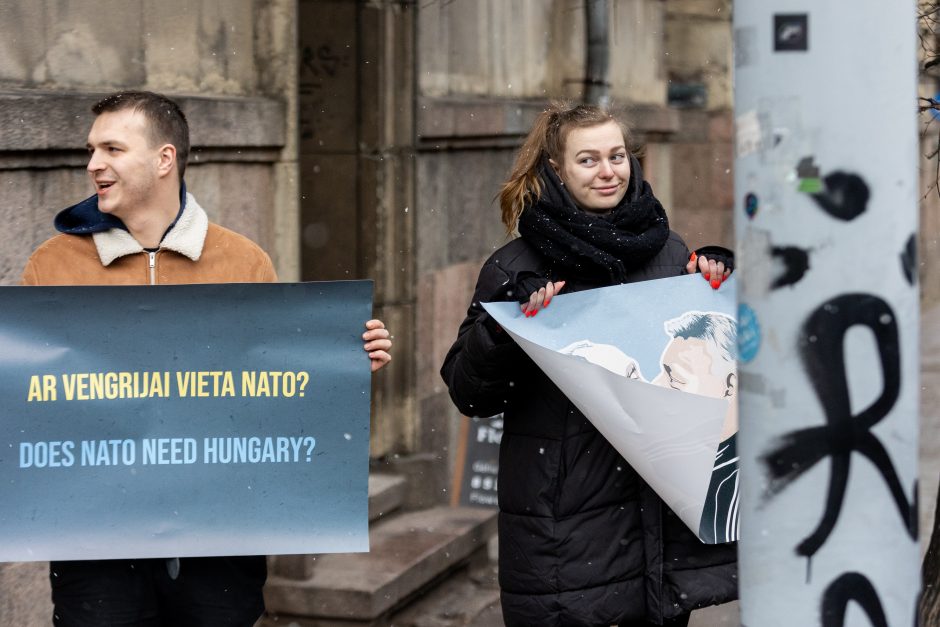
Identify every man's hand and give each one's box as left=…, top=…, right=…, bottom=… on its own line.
left=363, top=319, right=392, bottom=372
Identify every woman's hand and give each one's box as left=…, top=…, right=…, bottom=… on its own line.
left=686, top=246, right=734, bottom=289
left=521, top=280, right=566, bottom=317
left=363, top=319, right=392, bottom=372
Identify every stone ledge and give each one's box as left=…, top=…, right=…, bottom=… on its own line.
left=417, top=97, right=542, bottom=142
left=0, top=90, right=286, bottom=152
left=0, top=147, right=284, bottom=170
left=387, top=560, right=500, bottom=627
left=260, top=557, right=499, bottom=627
left=417, top=96, right=679, bottom=147
left=263, top=505, right=497, bottom=621
left=268, top=472, right=409, bottom=581
left=367, top=473, right=408, bottom=522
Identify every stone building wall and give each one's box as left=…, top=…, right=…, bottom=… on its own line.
left=410, top=0, right=682, bottom=502
left=664, top=0, right=734, bottom=250
left=0, top=0, right=299, bottom=284
left=0, top=2, right=297, bottom=623
left=13, top=2, right=934, bottom=623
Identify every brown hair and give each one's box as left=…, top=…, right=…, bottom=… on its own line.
left=498, top=101, right=634, bottom=233
left=92, top=91, right=190, bottom=181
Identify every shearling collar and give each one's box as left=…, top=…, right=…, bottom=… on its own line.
left=91, top=194, right=210, bottom=266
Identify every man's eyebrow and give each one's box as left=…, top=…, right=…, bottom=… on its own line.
left=86, top=140, right=125, bottom=149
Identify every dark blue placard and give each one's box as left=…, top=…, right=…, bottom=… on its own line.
left=0, top=281, right=372, bottom=561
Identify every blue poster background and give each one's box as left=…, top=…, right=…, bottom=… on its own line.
left=486, top=273, right=736, bottom=381
left=0, top=281, right=372, bottom=561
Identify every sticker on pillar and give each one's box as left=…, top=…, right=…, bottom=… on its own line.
left=734, top=27, right=757, bottom=68
left=738, top=303, right=761, bottom=363
left=744, top=192, right=759, bottom=219
left=774, top=14, right=808, bottom=52
left=796, top=156, right=822, bottom=193
left=736, top=110, right=762, bottom=158
left=797, top=157, right=871, bottom=221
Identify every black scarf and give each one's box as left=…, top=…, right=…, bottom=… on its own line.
left=517, top=156, right=670, bottom=284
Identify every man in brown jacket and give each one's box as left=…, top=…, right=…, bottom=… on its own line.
left=21, top=91, right=392, bottom=626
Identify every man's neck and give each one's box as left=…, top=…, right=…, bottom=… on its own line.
left=120, top=188, right=181, bottom=249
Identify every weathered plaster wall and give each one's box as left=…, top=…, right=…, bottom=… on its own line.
left=0, top=1, right=256, bottom=94
left=664, top=0, right=734, bottom=250
left=411, top=0, right=679, bottom=505
left=418, top=0, right=667, bottom=105
left=0, top=0, right=298, bottom=283
left=0, top=2, right=297, bottom=623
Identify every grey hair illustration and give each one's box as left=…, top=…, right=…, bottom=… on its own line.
left=663, top=311, right=736, bottom=363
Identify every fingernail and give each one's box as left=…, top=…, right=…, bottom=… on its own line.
left=711, top=279, right=720, bottom=289
left=544, top=300, right=551, bottom=307
left=532, top=309, right=538, bottom=317
left=704, top=273, right=710, bottom=280
left=690, top=252, right=697, bottom=262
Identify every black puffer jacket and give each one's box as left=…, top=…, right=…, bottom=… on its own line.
left=441, top=234, right=738, bottom=626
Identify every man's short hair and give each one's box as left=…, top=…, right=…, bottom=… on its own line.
left=92, top=91, right=189, bottom=181
left=664, top=311, right=736, bottom=364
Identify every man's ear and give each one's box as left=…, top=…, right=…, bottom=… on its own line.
left=724, top=372, right=737, bottom=399
left=156, top=144, right=177, bottom=179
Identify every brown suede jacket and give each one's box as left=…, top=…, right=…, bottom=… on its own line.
left=22, top=193, right=277, bottom=286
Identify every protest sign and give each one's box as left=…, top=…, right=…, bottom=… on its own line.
left=483, top=274, right=738, bottom=543
left=0, top=281, right=372, bottom=561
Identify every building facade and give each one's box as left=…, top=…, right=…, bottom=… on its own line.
left=13, top=1, right=902, bottom=623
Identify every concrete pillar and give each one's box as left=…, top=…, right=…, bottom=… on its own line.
left=735, top=3, right=920, bottom=625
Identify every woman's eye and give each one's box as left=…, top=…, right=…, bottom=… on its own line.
left=611, top=153, right=626, bottom=163
left=580, top=157, right=596, bottom=166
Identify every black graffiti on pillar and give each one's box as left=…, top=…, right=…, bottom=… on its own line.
left=820, top=572, right=888, bottom=627
left=811, top=172, right=871, bottom=221
left=901, top=233, right=917, bottom=285
left=761, top=294, right=917, bottom=562
left=771, top=246, right=810, bottom=289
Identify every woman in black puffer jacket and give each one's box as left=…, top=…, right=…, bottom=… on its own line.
left=440, top=102, right=737, bottom=627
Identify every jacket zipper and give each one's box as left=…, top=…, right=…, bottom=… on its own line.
left=149, top=251, right=157, bottom=285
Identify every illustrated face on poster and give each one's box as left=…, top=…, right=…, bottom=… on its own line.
left=654, top=312, right=738, bottom=442
left=561, top=310, right=738, bottom=442
left=488, top=275, right=740, bottom=544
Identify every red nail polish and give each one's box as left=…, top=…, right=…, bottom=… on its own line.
left=711, top=279, right=720, bottom=289
left=704, top=273, right=710, bottom=280
left=532, top=309, right=538, bottom=317
left=544, top=300, right=551, bottom=307
left=690, top=252, right=697, bottom=262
